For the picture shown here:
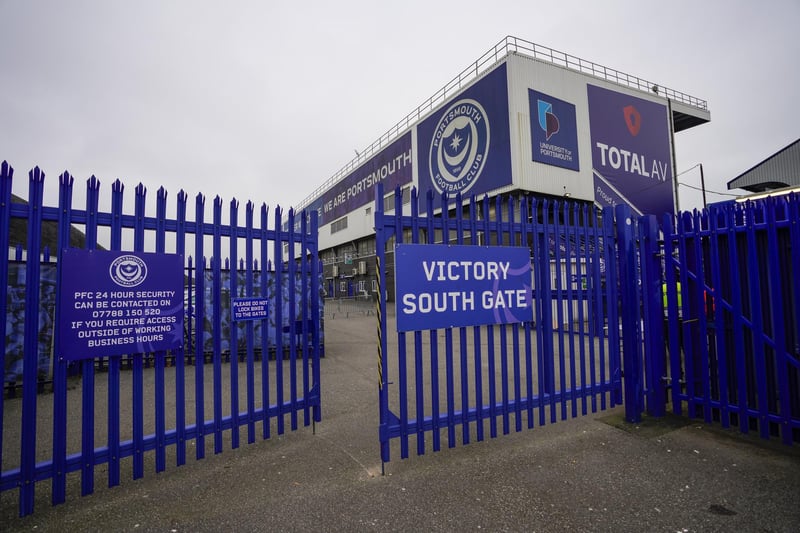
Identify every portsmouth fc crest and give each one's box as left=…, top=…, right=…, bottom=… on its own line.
left=109, top=254, right=148, bottom=287
left=428, top=98, right=490, bottom=195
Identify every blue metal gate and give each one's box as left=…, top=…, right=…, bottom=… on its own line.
left=376, top=185, right=800, bottom=464
left=375, top=185, right=627, bottom=463
left=642, top=195, right=800, bottom=445
left=1, top=161, right=322, bottom=516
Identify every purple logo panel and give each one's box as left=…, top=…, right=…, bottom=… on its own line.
left=417, top=64, right=512, bottom=198
left=587, top=84, right=674, bottom=216
left=395, top=244, right=532, bottom=332
left=529, top=89, right=580, bottom=171
left=58, top=250, right=184, bottom=360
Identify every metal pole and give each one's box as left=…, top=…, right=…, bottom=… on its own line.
left=667, top=98, right=680, bottom=213
left=700, top=163, right=707, bottom=209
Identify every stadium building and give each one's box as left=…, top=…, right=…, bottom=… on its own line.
left=293, top=36, right=710, bottom=300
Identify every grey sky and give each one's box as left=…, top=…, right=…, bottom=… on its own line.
left=1, top=0, right=798, bottom=216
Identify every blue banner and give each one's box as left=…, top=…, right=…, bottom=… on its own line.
left=307, top=132, right=412, bottom=226
left=58, top=250, right=184, bottom=360
left=395, top=244, right=532, bottom=332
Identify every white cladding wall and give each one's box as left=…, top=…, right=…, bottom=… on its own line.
left=506, top=53, right=595, bottom=201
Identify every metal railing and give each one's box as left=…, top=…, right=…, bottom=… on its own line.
left=295, top=35, right=708, bottom=213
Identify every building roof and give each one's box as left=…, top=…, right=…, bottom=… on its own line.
left=727, top=138, right=800, bottom=192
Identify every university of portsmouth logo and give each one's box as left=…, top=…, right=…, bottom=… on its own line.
left=428, top=98, right=490, bottom=195
left=537, top=99, right=559, bottom=140
left=109, top=255, right=148, bottom=287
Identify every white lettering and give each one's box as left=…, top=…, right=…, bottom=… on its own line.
left=421, top=260, right=511, bottom=281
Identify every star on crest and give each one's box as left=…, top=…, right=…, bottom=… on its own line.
left=449, top=133, right=462, bottom=151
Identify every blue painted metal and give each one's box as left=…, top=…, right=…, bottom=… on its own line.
left=52, top=171, right=73, bottom=505
left=21, top=167, right=45, bottom=514
left=616, top=204, right=642, bottom=424
left=132, top=183, right=146, bottom=479
left=194, top=195, right=207, bottom=460
left=1, top=161, right=322, bottom=517
left=287, top=208, right=298, bottom=432
left=155, top=187, right=168, bottom=472
left=260, top=205, right=271, bottom=441
left=640, top=215, right=665, bottom=417
left=229, top=199, right=240, bottom=450
left=83, top=176, right=100, bottom=493
left=245, top=201, right=256, bottom=444
left=175, top=191, right=188, bottom=465
left=0, top=163, right=11, bottom=507
left=657, top=196, right=800, bottom=445
left=375, top=187, right=625, bottom=462
left=707, top=206, right=730, bottom=428
left=602, top=207, right=622, bottom=408
left=108, top=179, right=124, bottom=487
left=212, top=197, right=224, bottom=454
left=273, top=206, right=285, bottom=436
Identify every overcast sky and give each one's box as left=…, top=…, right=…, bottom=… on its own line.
left=1, top=0, right=798, bottom=217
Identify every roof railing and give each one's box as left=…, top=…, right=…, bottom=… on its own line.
left=296, top=35, right=707, bottom=212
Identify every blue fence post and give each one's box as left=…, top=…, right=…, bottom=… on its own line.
left=641, top=215, right=666, bottom=416
left=175, top=190, right=188, bottom=465
left=0, top=162, right=12, bottom=509
left=287, top=207, right=298, bottom=432
left=244, top=201, right=256, bottom=442
left=228, top=198, right=241, bottom=448
left=81, top=175, right=101, bottom=494
left=260, top=204, right=271, bottom=440
left=154, top=187, right=168, bottom=471
left=602, top=207, right=622, bottom=406
left=273, top=206, right=284, bottom=435
left=615, top=204, right=643, bottom=423
left=20, top=167, right=45, bottom=515
left=132, top=183, right=146, bottom=479
left=51, top=170, right=73, bottom=507
left=308, top=207, right=321, bottom=425
left=107, top=179, right=124, bottom=488
left=764, top=198, right=792, bottom=445
left=193, top=193, right=207, bottom=460
left=212, top=196, right=223, bottom=452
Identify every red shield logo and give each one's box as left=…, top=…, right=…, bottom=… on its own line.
left=623, top=105, right=641, bottom=137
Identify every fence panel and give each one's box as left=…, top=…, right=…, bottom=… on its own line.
left=1, top=161, right=322, bottom=517
left=375, top=184, right=624, bottom=464
left=651, top=195, right=800, bottom=445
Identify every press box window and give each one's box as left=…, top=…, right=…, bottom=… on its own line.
left=383, top=187, right=411, bottom=212
left=331, top=217, right=348, bottom=234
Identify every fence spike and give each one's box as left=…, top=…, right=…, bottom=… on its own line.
left=1, top=160, right=14, bottom=178
left=58, top=170, right=73, bottom=188
left=87, top=174, right=100, bottom=191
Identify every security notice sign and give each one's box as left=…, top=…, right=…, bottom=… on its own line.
left=395, top=244, right=532, bottom=332
left=58, top=249, right=184, bottom=360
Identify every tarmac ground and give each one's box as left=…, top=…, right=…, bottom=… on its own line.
left=2, top=304, right=800, bottom=532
